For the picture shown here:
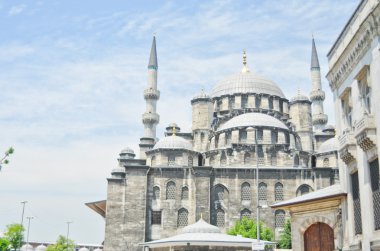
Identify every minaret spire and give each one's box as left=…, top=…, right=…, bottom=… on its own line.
left=139, top=36, right=160, bottom=159
left=309, top=36, right=327, bottom=131
left=241, top=50, right=250, bottom=73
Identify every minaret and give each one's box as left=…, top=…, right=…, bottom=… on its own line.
left=139, top=36, right=160, bottom=159
left=309, top=37, right=328, bottom=131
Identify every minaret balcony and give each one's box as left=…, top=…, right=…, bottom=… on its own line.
left=144, top=88, right=160, bottom=100
left=309, top=90, right=325, bottom=101
left=354, top=114, right=377, bottom=152
left=312, top=114, right=328, bottom=125
left=142, top=113, right=159, bottom=124
left=338, top=131, right=356, bottom=165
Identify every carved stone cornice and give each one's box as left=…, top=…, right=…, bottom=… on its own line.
left=327, top=13, right=379, bottom=90
left=338, top=131, right=356, bottom=165
left=354, top=114, right=376, bottom=151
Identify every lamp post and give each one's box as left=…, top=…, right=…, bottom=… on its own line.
left=26, top=216, right=33, bottom=250
left=246, top=127, right=261, bottom=249
left=66, top=221, right=73, bottom=251
left=20, top=201, right=27, bottom=227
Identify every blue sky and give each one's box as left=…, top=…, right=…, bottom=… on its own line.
left=0, top=0, right=359, bottom=245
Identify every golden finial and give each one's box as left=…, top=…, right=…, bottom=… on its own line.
left=241, top=49, right=250, bottom=73
left=172, top=126, right=176, bottom=136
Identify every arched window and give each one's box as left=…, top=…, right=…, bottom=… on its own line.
left=323, top=158, right=329, bottom=167
left=241, top=182, right=251, bottom=201
left=258, top=182, right=267, bottom=205
left=243, top=152, right=251, bottom=165
left=153, top=186, right=160, bottom=200
left=256, top=129, right=263, bottom=142
left=275, top=210, right=285, bottom=228
left=151, top=156, right=156, bottom=166
left=188, top=156, right=193, bottom=167
left=166, top=181, right=176, bottom=200
left=275, top=182, right=284, bottom=201
left=216, top=209, right=225, bottom=227
left=294, top=154, right=299, bottom=167
left=240, top=208, right=251, bottom=220
left=240, top=130, right=247, bottom=143
left=220, top=152, right=227, bottom=166
left=181, top=186, right=189, bottom=200
left=177, top=208, right=189, bottom=227
left=297, top=184, right=312, bottom=196
left=215, top=185, right=225, bottom=202
left=168, top=155, right=175, bottom=166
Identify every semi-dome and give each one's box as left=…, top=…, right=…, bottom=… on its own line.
left=318, top=137, right=338, bottom=153
left=36, top=245, right=47, bottom=251
left=153, top=135, right=192, bottom=150
left=181, top=218, right=221, bottom=234
left=211, top=71, right=285, bottom=98
left=217, top=113, right=288, bottom=132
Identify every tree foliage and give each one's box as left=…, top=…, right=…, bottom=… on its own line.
left=46, top=235, right=75, bottom=251
left=227, top=217, right=273, bottom=241
left=4, top=224, right=24, bottom=251
left=277, top=218, right=292, bottom=249
left=0, top=238, right=10, bottom=251
left=0, top=147, right=14, bottom=171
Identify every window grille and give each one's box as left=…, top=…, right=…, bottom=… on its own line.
left=275, top=183, right=284, bottom=201
left=240, top=209, right=251, bottom=219
left=370, top=159, right=380, bottom=230
left=151, top=211, right=161, bottom=225
left=151, top=156, right=156, bottom=166
left=220, top=152, right=227, bottom=166
left=256, top=129, right=263, bottom=142
left=240, top=130, right=247, bottom=143
left=188, top=156, right=193, bottom=167
left=241, top=182, right=251, bottom=201
left=168, top=155, right=175, bottom=166
left=244, top=152, right=251, bottom=165
left=323, top=158, right=329, bottom=167
left=259, top=183, right=267, bottom=205
left=215, top=185, right=225, bottom=201
left=351, top=172, right=362, bottom=234
left=258, top=146, right=265, bottom=166
left=297, top=184, right=311, bottom=196
left=216, top=209, right=225, bottom=227
left=177, top=208, right=188, bottom=227
left=181, top=186, right=189, bottom=200
left=153, top=186, right=160, bottom=200
left=166, top=181, right=176, bottom=200
left=275, top=210, right=285, bottom=228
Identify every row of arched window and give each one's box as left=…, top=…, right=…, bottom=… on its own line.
left=241, top=182, right=283, bottom=203
left=153, top=182, right=189, bottom=200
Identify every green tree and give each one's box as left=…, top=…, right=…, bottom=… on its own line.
left=4, top=224, right=24, bottom=251
left=277, top=218, right=292, bottom=249
left=46, top=235, right=75, bottom=251
left=228, top=217, right=273, bottom=241
left=0, top=238, right=10, bottom=251
left=0, top=147, right=14, bottom=172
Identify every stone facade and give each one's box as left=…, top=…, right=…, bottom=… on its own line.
left=99, top=37, right=340, bottom=251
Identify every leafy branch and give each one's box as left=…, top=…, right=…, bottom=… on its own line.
left=0, top=147, right=15, bottom=171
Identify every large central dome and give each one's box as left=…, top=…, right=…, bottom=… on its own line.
left=211, top=71, right=285, bottom=98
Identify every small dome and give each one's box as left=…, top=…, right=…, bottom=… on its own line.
left=217, top=113, right=288, bottom=132
left=153, top=135, right=192, bottom=150
left=36, top=245, right=47, bottom=251
left=120, top=147, right=134, bottom=154
left=318, top=137, right=338, bottom=153
left=93, top=248, right=103, bottom=251
left=211, top=71, right=285, bottom=98
left=182, top=218, right=221, bottom=234
left=323, top=125, right=335, bottom=132
left=291, top=91, right=310, bottom=102
left=79, top=248, right=89, bottom=251
left=192, top=90, right=210, bottom=100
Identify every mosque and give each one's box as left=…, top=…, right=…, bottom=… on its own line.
left=87, top=36, right=339, bottom=251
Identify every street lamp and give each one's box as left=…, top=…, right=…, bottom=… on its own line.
left=26, top=216, right=33, bottom=251
left=66, top=221, right=73, bottom=251
left=20, top=201, right=27, bottom=227
left=246, top=126, right=261, bottom=250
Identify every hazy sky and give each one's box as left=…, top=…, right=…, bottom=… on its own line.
left=0, top=0, right=359, bottom=245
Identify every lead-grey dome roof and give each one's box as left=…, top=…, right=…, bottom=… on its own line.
left=182, top=218, right=221, bottom=234
left=217, top=113, right=288, bottom=132
left=36, top=245, right=47, bottom=251
left=211, top=71, right=285, bottom=98
left=318, top=137, right=338, bottom=153
left=153, top=135, right=192, bottom=150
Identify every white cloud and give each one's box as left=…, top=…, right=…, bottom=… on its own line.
left=8, top=4, right=26, bottom=16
